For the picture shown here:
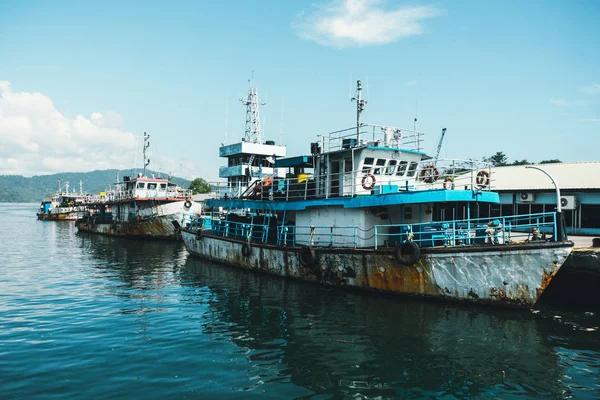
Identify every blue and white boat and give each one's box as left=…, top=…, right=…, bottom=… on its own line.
left=179, top=81, right=573, bottom=308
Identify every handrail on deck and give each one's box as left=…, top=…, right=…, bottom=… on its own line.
left=209, top=158, right=494, bottom=201
left=374, top=212, right=559, bottom=249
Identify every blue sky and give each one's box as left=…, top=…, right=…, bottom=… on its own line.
left=0, top=0, right=598, bottom=179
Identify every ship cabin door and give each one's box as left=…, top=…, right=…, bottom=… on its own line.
left=330, top=160, right=340, bottom=197
left=342, top=158, right=353, bottom=196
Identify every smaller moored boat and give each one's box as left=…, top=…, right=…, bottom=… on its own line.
left=37, top=181, right=89, bottom=221
left=76, top=132, right=201, bottom=239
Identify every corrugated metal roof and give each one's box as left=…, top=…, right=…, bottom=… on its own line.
left=490, top=162, right=600, bottom=191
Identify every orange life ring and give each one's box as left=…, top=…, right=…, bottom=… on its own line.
left=476, top=170, right=490, bottom=188
left=443, top=177, right=453, bottom=189
left=420, top=164, right=440, bottom=183
left=361, top=173, right=376, bottom=190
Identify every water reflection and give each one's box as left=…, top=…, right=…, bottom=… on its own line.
left=180, top=257, right=600, bottom=399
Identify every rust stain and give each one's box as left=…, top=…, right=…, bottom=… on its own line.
left=363, top=256, right=432, bottom=296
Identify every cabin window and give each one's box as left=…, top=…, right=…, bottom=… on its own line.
left=407, top=162, right=418, bottom=177
left=373, top=159, right=386, bottom=175
left=147, top=183, right=157, bottom=190
left=396, top=161, right=408, bottom=176
left=344, top=158, right=353, bottom=173
left=362, top=157, right=374, bottom=173
left=136, top=182, right=146, bottom=189
left=404, top=206, right=413, bottom=220
left=385, top=160, right=397, bottom=175
left=160, top=183, right=167, bottom=190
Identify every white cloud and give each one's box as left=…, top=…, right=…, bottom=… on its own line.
left=294, top=0, right=441, bottom=48
left=0, top=81, right=144, bottom=176
left=580, top=83, right=600, bottom=94
left=404, top=80, right=418, bottom=86
left=580, top=118, right=600, bottom=123
left=550, top=98, right=568, bottom=106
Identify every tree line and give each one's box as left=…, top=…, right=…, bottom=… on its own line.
left=482, top=152, right=561, bottom=167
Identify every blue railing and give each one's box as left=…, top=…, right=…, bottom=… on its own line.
left=277, top=225, right=359, bottom=248
left=373, top=212, right=558, bottom=249
left=190, top=212, right=559, bottom=249
left=191, top=214, right=270, bottom=244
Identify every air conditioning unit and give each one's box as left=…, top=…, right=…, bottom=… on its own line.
left=519, top=192, right=535, bottom=203
left=560, top=195, right=577, bottom=210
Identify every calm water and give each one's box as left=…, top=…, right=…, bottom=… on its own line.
left=1, top=203, right=599, bottom=399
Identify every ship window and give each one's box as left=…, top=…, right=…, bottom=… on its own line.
left=385, top=160, right=397, bottom=175
left=396, top=161, right=408, bottom=176
left=160, top=183, right=167, bottom=190
left=147, top=183, right=157, bottom=190
left=407, top=162, right=418, bottom=177
left=344, top=158, right=353, bottom=173
left=362, top=157, right=374, bottom=173
left=136, top=182, right=146, bottom=189
left=373, top=159, right=386, bottom=175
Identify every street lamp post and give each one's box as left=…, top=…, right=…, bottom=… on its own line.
left=525, top=166, right=567, bottom=241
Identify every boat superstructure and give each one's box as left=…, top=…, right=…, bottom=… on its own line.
left=179, top=80, right=573, bottom=308
left=218, top=81, right=287, bottom=198
left=76, top=132, right=201, bottom=239
left=37, top=181, right=89, bottom=221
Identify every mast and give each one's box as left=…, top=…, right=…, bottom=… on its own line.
left=240, top=77, right=265, bottom=144
left=351, top=80, right=367, bottom=142
left=143, top=132, right=150, bottom=177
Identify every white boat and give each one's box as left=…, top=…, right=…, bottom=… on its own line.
left=37, top=181, right=88, bottom=221
left=179, top=80, right=573, bottom=308
left=77, top=133, right=201, bottom=239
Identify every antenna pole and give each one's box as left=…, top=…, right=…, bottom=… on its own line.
left=143, top=132, right=150, bottom=176
left=240, top=76, right=265, bottom=144
left=351, top=80, right=367, bottom=142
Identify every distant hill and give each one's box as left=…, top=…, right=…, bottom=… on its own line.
left=0, top=169, right=192, bottom=202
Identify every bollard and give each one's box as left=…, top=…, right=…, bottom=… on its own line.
left=592, top=238, right=600, bottom=248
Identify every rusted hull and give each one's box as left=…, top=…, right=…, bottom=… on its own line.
left=77, top=202, right=201, bottom=240
left=37, top=211, right=84, bottom=221
left=181, top=229, right=573, bottom=308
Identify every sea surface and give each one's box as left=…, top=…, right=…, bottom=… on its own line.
left=1, top=203, right=599, bottom=399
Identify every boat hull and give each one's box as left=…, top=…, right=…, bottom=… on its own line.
left=77, top=201, right=201, bottom=240
left=37, top=211, right=85, bottom=221
left=181, top=229, right=573, bottom=308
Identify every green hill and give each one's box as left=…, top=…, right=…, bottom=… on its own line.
left=0, top=169, right=192, bottom=202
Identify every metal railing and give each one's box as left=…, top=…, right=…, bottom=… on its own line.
left=277, top=225, right=359, bottom=248
left=321, top=124, right=424, bottom=153
left=189, top=212, right=560, bottom=249
left=373, top=212, right=559, bottom=249
left=207, top=158, right=493, bottom=201
left=85, top=187, right=193, bottom=204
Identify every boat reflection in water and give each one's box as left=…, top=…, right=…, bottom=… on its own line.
left=179, top=257, right=600, bottom=399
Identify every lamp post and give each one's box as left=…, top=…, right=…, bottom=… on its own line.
left=525, top=165, right=566, bottom=240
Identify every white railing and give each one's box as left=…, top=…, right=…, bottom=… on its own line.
left=84, top=187, right=193, bottom=204
left=207, top=158, right=493, bottom=201
left=321, top=124, right=425, bottom=153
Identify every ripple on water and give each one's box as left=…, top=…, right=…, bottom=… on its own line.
left=1, top=203, right=599, bottom=399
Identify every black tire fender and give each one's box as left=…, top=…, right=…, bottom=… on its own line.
left=195, top=229, right=203, bottom=240
left=394, top=241, right=421, bottom=265
left=299, top=246, right=317, bottom=267
left=242, top=243, right=252, bottom=257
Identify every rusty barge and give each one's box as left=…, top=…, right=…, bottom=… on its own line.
left=76, top=132, right=201, bottom=239
left=179, top=80, right=573, bottom=308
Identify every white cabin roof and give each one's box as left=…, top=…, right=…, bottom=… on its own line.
left=491, top=162, right=600, bottom=191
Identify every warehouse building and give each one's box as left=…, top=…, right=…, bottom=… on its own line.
left=475, top=162, right=600, bottom=235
